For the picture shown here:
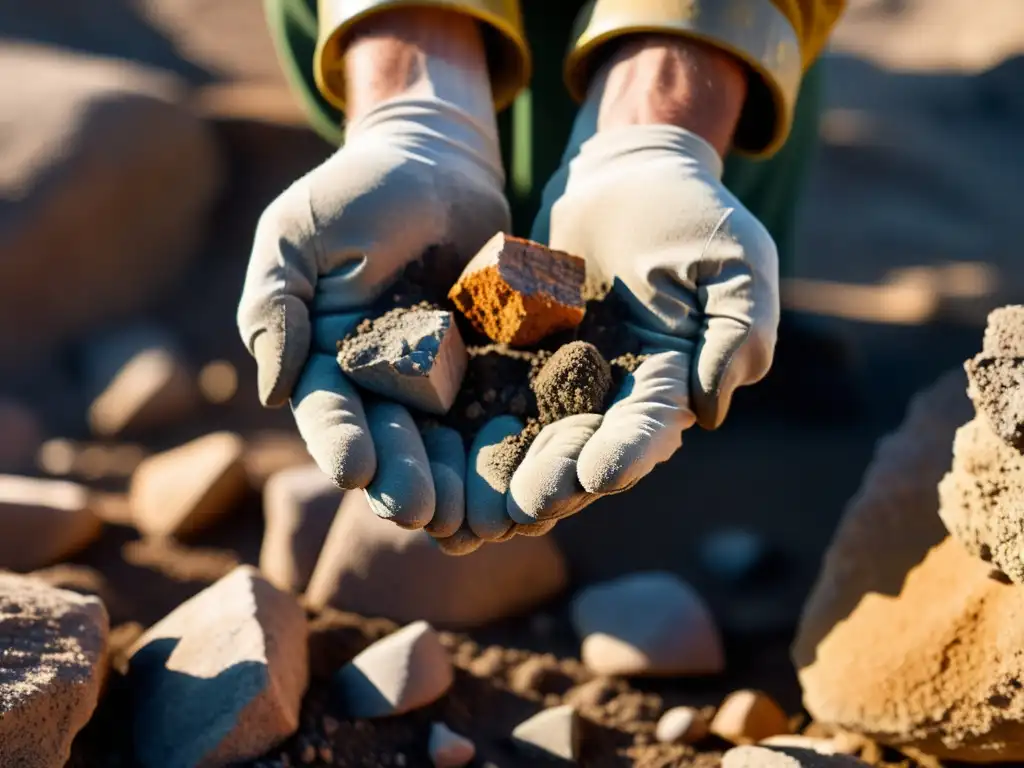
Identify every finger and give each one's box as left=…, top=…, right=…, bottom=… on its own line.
left=507, top=414, right=603, bottom=525
left=237, top=194, right=318, bottom=407
left=421, top=426, right=466, bottom=539
left=432, top=523, right=484, bottom=556
left=692, top=217, right=779, bottom=429
left=514, top=520, right=558, bottom=537
left=577, top=351, right=696, bottom=494
left=311, top=312, right=365, bottom=355
left=291, top=353, right=376, bottom=489
left=363, top=401, right=435, bottom=530
left=466, top=415, right=523, bottom=541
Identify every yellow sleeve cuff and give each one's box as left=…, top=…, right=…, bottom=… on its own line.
left=565, top=0, right=804, bottom=157
left=314, top=0, right=530, bottom=113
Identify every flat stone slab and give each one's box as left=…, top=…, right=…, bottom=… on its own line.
left=0, top=573, right=109, bottom=768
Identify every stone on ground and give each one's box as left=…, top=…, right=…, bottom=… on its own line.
left=130, top=431, right=247, bottom=538
left=0, top=573, right=109, bottom=768
left=83, top=325, right=198, bottom=438
left=938, top=415, right=1024, bottom=582
left=259, top=463, right=342, bottom=593
left=570, top=571, right=724, bottom=677
left=722, top=745, right=868, bottom=767
left=0, top=475, right=102, bottom=571
left=0, top=43, right=222, bottom=368
left=655, top=706, right=708, bottom=744
left=127, top=565, right=308, bottom=768
left=511, top=704, right=580, bottom=762
left=304, top=492, right=567, bottom=628
left=334, top=620, right=452, bottom=718
left=449, top=232, right=585, bottom=346
left=428, top=722, right=476, bottom=767
left=795, top=367, right=1024, bottom=761
left=710, top=690, right=791, bottom=744
left=338, top=307, right=468, bottom=415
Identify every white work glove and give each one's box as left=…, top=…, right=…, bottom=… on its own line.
left=507, top=123, right=780, bottom=526
left=237, top=95, right=509, bottom=536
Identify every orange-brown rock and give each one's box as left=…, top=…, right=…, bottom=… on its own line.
left=710, top=690, right=791, bottom=745
left=448, top=233, right=585, bottom=347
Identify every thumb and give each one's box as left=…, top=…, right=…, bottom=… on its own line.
left=248, top=296, right=311, bottom=408
left=692, top=315, right=776, bottom=429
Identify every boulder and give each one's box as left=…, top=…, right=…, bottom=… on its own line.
left=0, top=573, right=109, bottom=768
left=127, top=566, right=308, bottom=768
left=0, top=43, right=222, bottom=367
left=570, top=571, right=724, bottom=677
left=259, top=463, right=342, bottom=593
left=0, top=475, right=102, bottom=571
left=130, top=431, right=247, bottom=538
left=304, top=492, right=568, bottom=629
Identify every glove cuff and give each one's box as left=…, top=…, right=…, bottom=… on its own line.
left=564, top=0, right=802, bottom=158
left=315, top=0, right=529, bottom=114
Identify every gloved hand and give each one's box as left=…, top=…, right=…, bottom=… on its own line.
left=237, top=94, right=509, bottom=535
left=507, top=123, right=780, bottom=526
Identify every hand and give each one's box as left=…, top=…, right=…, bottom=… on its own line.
left=506, top=38, right=780, bottom=526
left=237, top=10, right=509, bottom=536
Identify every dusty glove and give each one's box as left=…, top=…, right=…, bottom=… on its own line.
left=507, top=123, right=780, bottom=525
left=237, top=95, right=509, bottom=531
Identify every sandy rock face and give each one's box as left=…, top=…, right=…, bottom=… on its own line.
left=964, top=305, right=1024, bottom=451
left=795, top=366, right=1024, bottom=761
left=0, top=475, right=103, bottom=571
left=0, top=573, right=110, bottom=768
left=304, top=492, right=568, bottom=629
left=127, top=566, right=308, bottom=768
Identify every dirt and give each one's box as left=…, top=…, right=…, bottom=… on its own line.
left=337, top=302, right=446, bottom=373
left=534, top=342, right=614, bottom=423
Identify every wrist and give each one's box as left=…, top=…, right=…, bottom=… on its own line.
left=592, top=36, right=747, bottom=158
left=343, top=8, right=495, bottom=124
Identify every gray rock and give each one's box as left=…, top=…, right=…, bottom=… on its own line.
left=428, top=722, right=475, bottom=767
left=571, top=571, right=724, bottom=677
left=723, top=745, right=868, bottom=767
left=127, top=566, right=308, bottom=768
left=655, top=706, right=707, bottom=745
left=259, top=463, right=342, bottom=593
left=511, top=704, right=579, bottom=762
left=334, top=620, right=452, bottom=718
left=0, top=43, right=222, bottom=367
left=0, top=475, right=102, bottom=571
left=304, top=492, right=567, bottom=629
left=0, top=573, right=109, bottom=768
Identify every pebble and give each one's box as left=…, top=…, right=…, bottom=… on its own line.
left=570, top=571, right=724, bottom=676
left=130, top=431, right=247, bottom=538
left=711, top=690, right=791, bottom=744
left=259, top=463, right=342, bottom=593
left=0, top=573, right=109, bottom=768
left=127, top=566, right=308, bottom=767
left=698, top=527, right=766, bottom=583
left=334, top=620, right=453, bottom=718
left=304, top=491, right=567, bottom=629
left=511, top=704, right=580, bottom=762
left=655, top=706, right=708, bottom=744
left=722, top=745, right=869, bottom=767
left=0, top=475, right=102, bottom=571
left=428, top=722, right=476, bottom=767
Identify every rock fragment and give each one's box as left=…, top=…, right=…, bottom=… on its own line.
left=305, top=491, right=567, bottom=628
left=655, top=706, right=708, bottom=744
left=428, top=722, right=476, bottom=767
left=511, top=704, right=579, bottom=762
left=533, top=341, right=612, bottom=421
left=259, top=463, right=342, bottom=593
left=127, top=566, right=308, bottom=768
left=722, top=745, right=868, bottom=767
left=83, top=325, right=198, bottom=438
left=963, top=306, right=1024, bottom=450
left=449, top=232, right=585, bottom=346
left=0, top=573, right=109, bottom=768
left=710, top=690, right=790, bottom=744
left=338, top=306, right=467, bottom=415
left=130, top=431, right=247, bottom=538
left=570, top=571, right=724, bottom=677
left=334, top=620, right=452, bottom=718
left=938, top=416, right=1024, bottom=582
left=0, top=475, right=102, bottom=571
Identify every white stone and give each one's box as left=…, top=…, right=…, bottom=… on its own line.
left=655, top=706, right=707, bottom=744
left=511, top=704, right=579, bottom=762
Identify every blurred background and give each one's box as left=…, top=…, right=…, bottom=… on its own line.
left=2, top=0, right=1023, bottom=639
